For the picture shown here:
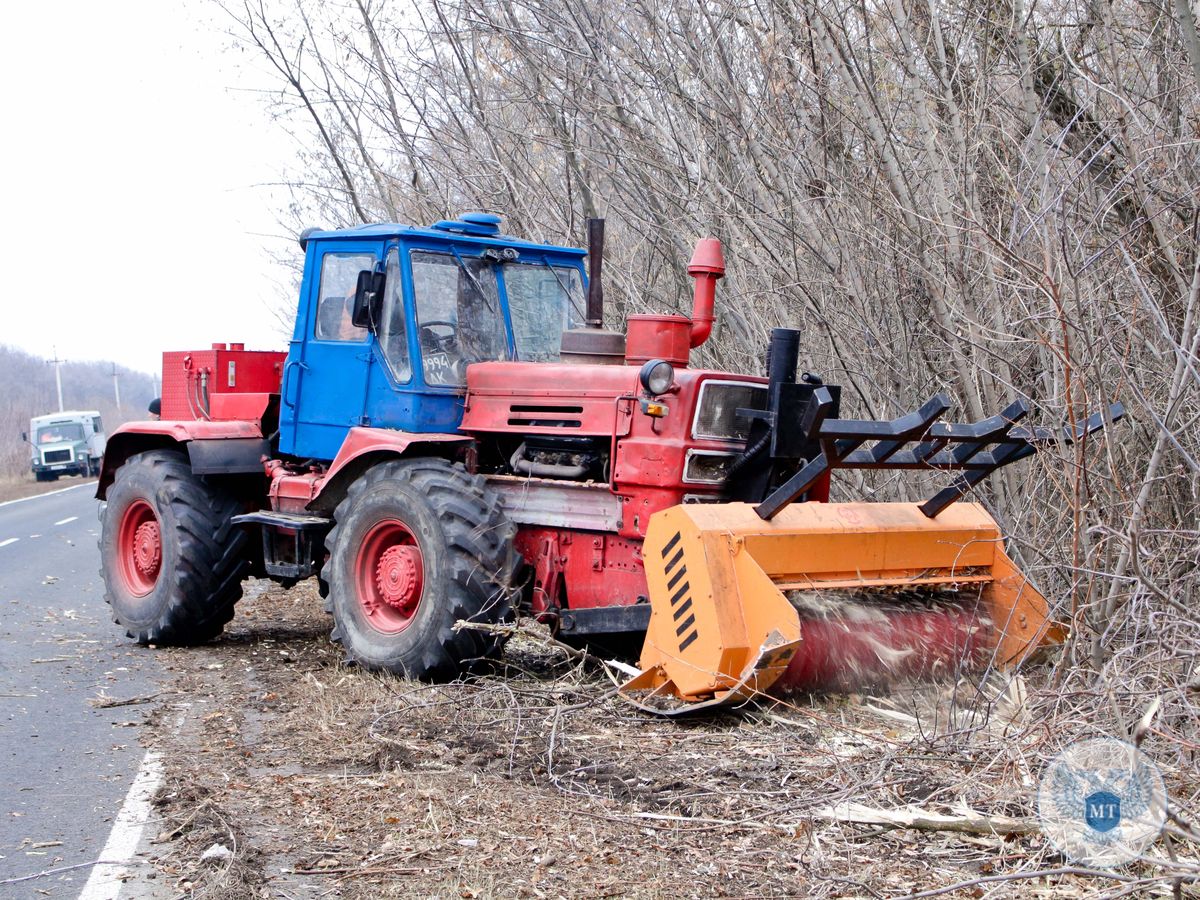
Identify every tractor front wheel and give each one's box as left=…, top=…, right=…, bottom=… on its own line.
left=324, top=459, right=517, bottom=679
left=99, top=450, right=250, bottom=644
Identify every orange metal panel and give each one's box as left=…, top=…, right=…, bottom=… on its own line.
left=625, top=501, right=1060, bottom=710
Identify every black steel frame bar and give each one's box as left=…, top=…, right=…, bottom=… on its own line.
left=754, top=393, right=1123, bottom=521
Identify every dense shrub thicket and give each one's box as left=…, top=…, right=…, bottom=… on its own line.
left=225, top=0, right=1198, bottom=735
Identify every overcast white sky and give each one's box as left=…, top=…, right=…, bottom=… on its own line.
left=1, top=0, right=298, bottom=375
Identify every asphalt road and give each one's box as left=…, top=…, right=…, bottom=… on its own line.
left=0, top=482, right=164, bottom=897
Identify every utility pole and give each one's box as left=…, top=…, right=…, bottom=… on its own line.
left=111, top=363, right=122, bottom=412
left=49, top=348, right=64, bottom=412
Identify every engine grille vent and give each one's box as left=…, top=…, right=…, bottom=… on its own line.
left=507, top=404, right=583, bottom=428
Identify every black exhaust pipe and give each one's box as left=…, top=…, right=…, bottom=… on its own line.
left=559, top=217, right=625, bottom=364
left=766, top=328, right=800, bottom=396
left=726, top=328, right=799, bottom=483
left=586, top=218, right=604, bottom=328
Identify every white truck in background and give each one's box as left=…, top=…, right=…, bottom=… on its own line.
left=24, top=411, right=106, bottom=480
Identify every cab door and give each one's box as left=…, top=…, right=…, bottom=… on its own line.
left=279, top=239, right=383, bottom=460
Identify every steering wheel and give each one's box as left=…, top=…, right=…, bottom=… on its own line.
left=419, top=320, right=458, bottom=353
left=418, top=320, right=465, bottom=385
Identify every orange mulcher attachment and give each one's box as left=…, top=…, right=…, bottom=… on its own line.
left=619, top=504, right=1060, bottom=715
left=620, top=501, right=1062, bottom=714
left=620, top=389, right=1120, bottom=715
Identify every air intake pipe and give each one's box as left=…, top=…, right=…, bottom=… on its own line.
left=687, top=238, right=725, bottom=349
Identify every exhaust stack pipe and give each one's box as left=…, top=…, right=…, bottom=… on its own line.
left=560, top=217, right=627, bottom=364
left=585, top=218, right=605, bottom=328
left=687, top=238, right=724, bottom=348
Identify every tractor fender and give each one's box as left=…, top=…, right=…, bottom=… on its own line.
left=97, top=420, right=265, bottom=500
left=308, top=427, right=470, bottom=514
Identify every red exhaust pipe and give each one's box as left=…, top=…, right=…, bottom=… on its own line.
left=687, top=238, right=725, bottom=348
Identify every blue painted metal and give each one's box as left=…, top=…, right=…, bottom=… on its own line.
left=295, top=220, right=585, bottom=257
left=278, top=215, right=588, bottom=462
left=431, top=212, right=503, bottom=236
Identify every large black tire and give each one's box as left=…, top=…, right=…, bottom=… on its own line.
left=324, top=458, right=517, bottom=680
left=99, top=450, right=250, bottom=645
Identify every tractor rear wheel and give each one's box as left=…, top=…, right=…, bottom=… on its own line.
left=324, top=458, right=517, bottom=680
left=99, top=450, right=250, bottom=645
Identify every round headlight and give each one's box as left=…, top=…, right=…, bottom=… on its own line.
left=639, top=359, right=675, bottom=395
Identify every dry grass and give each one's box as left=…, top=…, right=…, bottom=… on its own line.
left=0, top=474, right=95, bottom=504
left=136, top=581, right=1200, bottom=899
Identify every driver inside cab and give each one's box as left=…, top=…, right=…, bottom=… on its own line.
left=316, top=292, right=362, bottom=342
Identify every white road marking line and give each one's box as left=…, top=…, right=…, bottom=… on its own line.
left=77, top=751, right=164, bottom=900
left=54, top=516, right=79, bottom=526
left=0, top=481, right=94, bottom=509
left=0, top=538, right=17, bottom=547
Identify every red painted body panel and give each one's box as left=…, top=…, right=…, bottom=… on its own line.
left=322, top=428, right=469, bottom=487
left=463, top=361, right=641, bottom=437
left=110, top=419, right=265, bottom=442
left=263, top=427, right=472, bottom=514
left=625, top=315, right=692, bottom=366
left=97, top=419, right=268, bottom=499
left=266, top=460, right=323, bottom=513
left=209, top=392, right=274, bottom=421
left=465, top=360, right=773, bottom=617
left=514, top=527, right=647, bottom=616
left=161, top=347, right=285, bottom=420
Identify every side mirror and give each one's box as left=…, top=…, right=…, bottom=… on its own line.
left=20, top=431, right=28, bottom=443
left=351, top=267, right=386, bottom=331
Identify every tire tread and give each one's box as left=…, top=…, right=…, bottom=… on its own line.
left=325, top=458, right=517, bottom=679
left=100, top=450, right=249, bottom=645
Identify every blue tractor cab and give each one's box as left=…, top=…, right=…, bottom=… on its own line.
left=278, top=213, right=588, bottom=461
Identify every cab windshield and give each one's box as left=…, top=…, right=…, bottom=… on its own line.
left=411, top=251, right=508, bottom=386
left=37, top=423, right=84, bottom=443
left=504, top=262, right=586, bottom=362
left=409, top=250, right=586, bottom=384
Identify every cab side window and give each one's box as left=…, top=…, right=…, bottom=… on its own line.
left=378, top=249, right=412, bottom=382
left=315, top=252, right=374, bottom=342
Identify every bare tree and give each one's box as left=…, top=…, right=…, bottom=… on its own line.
left=219, top=0, right=1199, bottom=775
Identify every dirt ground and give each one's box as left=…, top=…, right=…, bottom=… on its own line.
left=132, top=580, right=1197, bottom=899
left=0, top=474, right=95, bottom=504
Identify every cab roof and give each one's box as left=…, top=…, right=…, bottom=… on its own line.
left=301, top=213, right=587, bottom=258
left=31, top=410, right=100, bottom=424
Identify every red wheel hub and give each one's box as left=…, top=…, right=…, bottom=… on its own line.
left=355, top=519, right=424, bottom=633
left=117, top=500, right=161, bottom=597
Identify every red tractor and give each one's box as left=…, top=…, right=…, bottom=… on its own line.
left=98, top=215, right=1118, bottom=711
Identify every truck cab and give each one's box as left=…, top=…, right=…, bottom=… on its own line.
left=26, top=410, right=105, bottom=480
left=279, top=213, right=589, bottom=461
